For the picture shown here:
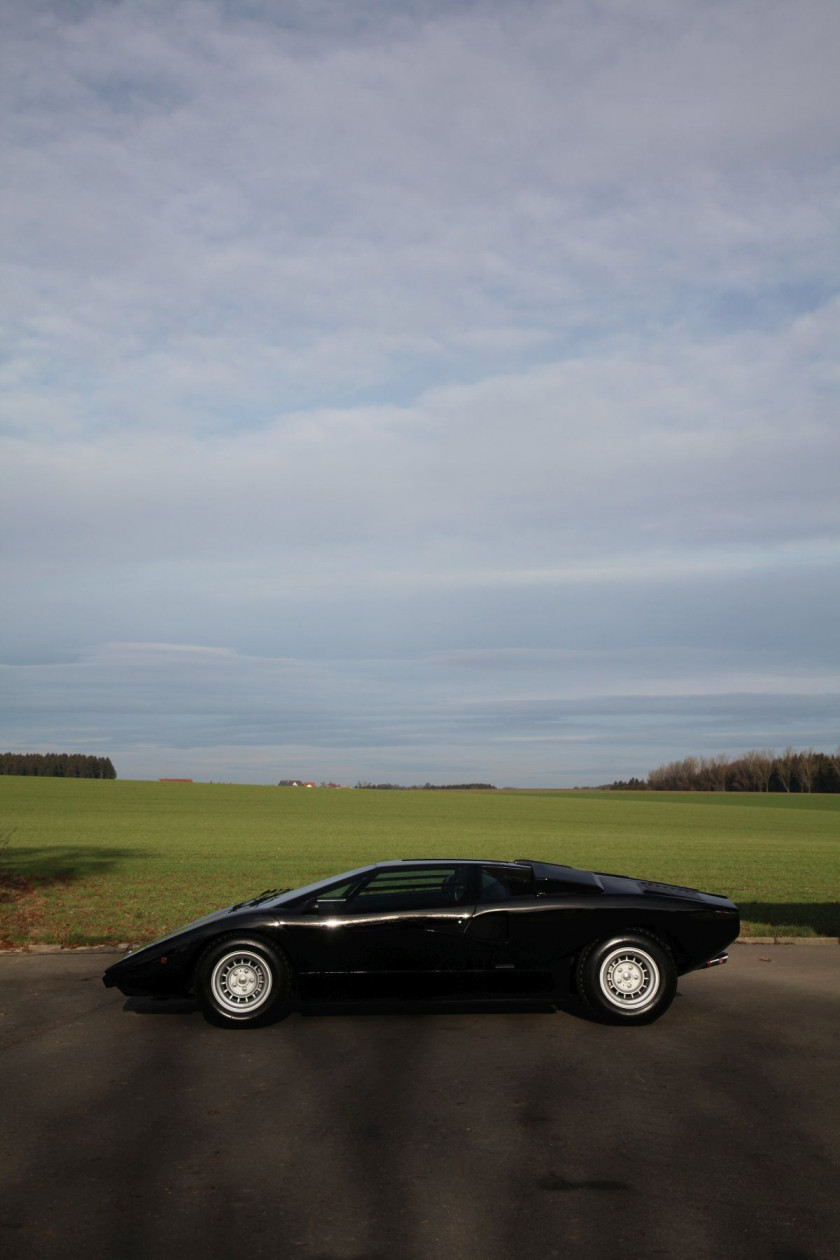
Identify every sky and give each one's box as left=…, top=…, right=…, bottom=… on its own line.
left=1, top=0, right=838, bottom=786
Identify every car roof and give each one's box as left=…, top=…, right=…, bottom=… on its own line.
left=378, top=859, right=527, bottom=869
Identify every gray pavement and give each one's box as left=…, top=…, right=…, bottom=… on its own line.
left=0, top=946, right=838, bottom=1260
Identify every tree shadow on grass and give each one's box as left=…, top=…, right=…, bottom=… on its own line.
left=0, top=844, right=149, bottom=890
left=0, top=845, right=157, bottom=948
left=739, top=902, right=839, bottom=937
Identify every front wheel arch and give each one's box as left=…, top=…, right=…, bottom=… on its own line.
left=194, top=934, right=293, bottom=1027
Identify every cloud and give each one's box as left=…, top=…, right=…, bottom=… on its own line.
left=1, top=1, right=838, bottom=781
left=3, top=316, right=839, bottom=569
left=3, top=1, right=838, bottom=422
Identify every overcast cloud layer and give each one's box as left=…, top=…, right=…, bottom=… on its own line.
left=2, top=0, right=838, bottom=785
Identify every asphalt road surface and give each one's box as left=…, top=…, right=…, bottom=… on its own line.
left=1, top=946, right=837, bottom=1260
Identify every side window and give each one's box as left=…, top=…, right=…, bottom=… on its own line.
left=481, top=866, right=534, bottom=903
left=316, top=878, right=362, bottom=902
left=348, top=867, right=474, bottom=911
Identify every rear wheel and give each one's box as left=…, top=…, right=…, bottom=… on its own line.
left=576, top=934, right=676, bottom=1024
left=196, top=937, right=291, bottom=1027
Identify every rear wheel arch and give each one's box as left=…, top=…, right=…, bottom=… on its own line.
left=626, top=924, right=679, bottom=963
left=575, top=930, right=678, bottom=1025
left=605, top=921, right=688, bottom=971
left=649, top=926, right=690, bottom=973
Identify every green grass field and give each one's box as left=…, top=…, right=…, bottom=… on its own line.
left=1, top=777, right=838, bottom=945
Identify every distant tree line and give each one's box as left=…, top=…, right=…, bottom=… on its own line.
left=0, top=752, right=117, bottom=779
left=611, top=746, right=840, bottom=793
left=354, top=781, right=497, bottom=791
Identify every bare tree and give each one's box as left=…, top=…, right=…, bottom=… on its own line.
left=647, top=764, right=670, bottom=790
left=774, top=747, right=796, bottom=793
left=831, top=745, right=840, bottom=777
left=647, top=757, right=700, bottom=790
left=730, top=752, right=767, bottom=792
left=707, top=754, right=730, bottom=792
left=644, top=744, right=839, bottom=794
left=741, top=749, right=774, bottom=792
left=795, top=748, right=817, bottom=793
left=676, top=757, right=699, bottom=789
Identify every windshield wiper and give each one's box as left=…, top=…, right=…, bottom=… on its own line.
left=248, top=887, right=289, bottom=905
left=228, top=887, right=289, bottom=911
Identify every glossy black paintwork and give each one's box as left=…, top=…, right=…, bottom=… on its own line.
left=102, top=858, right=740, bottom=1001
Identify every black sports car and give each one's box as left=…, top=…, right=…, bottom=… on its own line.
left=103, top=859, right=739, bottom=1026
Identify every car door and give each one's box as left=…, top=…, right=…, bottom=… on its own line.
left=295, top=864, right=479, bottom=976
left=464, top=864, right=556, bottom=989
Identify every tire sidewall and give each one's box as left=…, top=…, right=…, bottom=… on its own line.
left=196, top=935, right=291, bottom=1027
left=578, top=933, right=676, bottom=1025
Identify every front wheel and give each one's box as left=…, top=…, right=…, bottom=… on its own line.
left=196, top=937, right=292, bottom=1027
left=576, top=934, right=677, bottom=1025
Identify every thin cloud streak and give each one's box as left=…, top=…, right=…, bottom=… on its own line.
left=1, top=642, right=837, bottom=785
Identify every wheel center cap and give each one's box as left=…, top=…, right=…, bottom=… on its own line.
left=614, top=964, right=642, bottom=992
left=228, top=965, right=257, bottom=996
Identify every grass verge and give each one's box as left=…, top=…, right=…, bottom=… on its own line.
left=1, top=779, right=837, bottom=946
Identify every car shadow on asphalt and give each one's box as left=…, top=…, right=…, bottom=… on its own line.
left=122, top=991, right=588, bottom=1022
left=123, top=996, right=202, bottom=1015
left=295, top=997, right=561, bottom=1018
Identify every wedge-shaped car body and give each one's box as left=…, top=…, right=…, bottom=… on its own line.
left=103, top=859, right=739, bottom=1026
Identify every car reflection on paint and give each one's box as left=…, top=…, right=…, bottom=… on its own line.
left=103, top=859, right=739, bottom=1026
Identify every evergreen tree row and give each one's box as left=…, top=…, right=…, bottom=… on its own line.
left=0, top=752, right=117, bottom=779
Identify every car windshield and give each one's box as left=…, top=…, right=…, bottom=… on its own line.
left=266, top=866, right=374, bottom=907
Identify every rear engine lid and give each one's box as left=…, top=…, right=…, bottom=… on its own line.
left=626, top=876, right=737, bottom=906
left=516, top=860, right=604, bottom=894
left=590, top=870, right=719, bottom=899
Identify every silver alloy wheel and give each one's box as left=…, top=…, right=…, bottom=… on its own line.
left=598, top=945, right=661, bottom=1011
left=210, top=949, right=274, bottom=1015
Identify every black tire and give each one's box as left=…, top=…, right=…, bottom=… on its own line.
left=195, top=936, right=292, bottom=1027
left=576, top=933, right=677, bottom=1025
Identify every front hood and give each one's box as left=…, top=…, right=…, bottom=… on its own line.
left=118, top=903, right=237, bottom=960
